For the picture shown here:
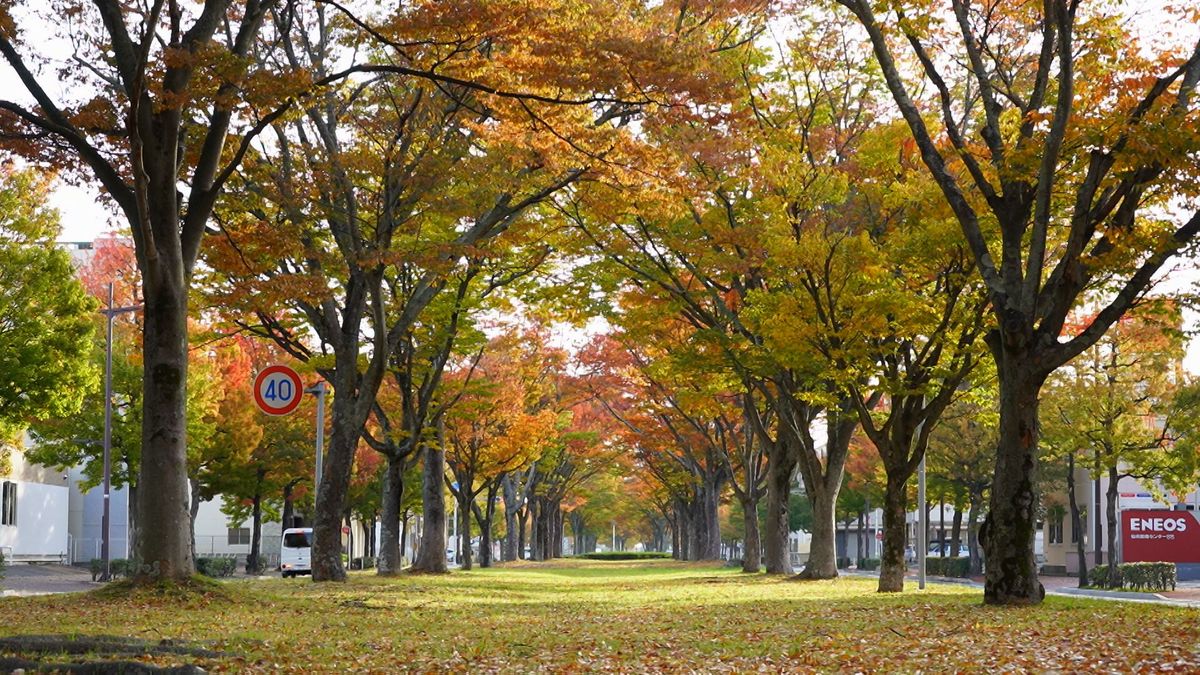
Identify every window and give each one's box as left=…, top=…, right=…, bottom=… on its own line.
left=283, top=531, right=313, bottom=548
left=227, top=527, right=251, bottom=546
left=1, top=481, right=15, bottom=526
left=1048, top=516, right=1064, bottom=545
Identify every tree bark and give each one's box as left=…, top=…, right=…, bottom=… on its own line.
left=1067, top=451, right=1088, bottom=588
left=136, top=281, right=194, bottom=581
left=967, top=488, right=983, bottom=576
left=502, top=474, right=520, bottom=562
left=1105, top=464, right=1119, bottom=587
left=798, top=483, right=838, bottom=580
left=281, top=481, right=296, bottom=530
left=983, top=363, right=1046, bottom=605
left=763, top=449, right=796, bottom=574
left=411, top=445, right=448, bottom=573
left=459, top=493, right=473, bottom=571
left=248, top=485, right=263, bottom=575
left=377, top=455, right=404, bottom=575
left=950, top=501, right=963, bottom=557
left=188, top=476, right=201, bottom=564
left=741, top=496, right=761, bottom=573
left=701, top=477, right=722, bottom=559
left=310, top=391, right=364, bottom=582
left=878, top=476, right=908, bottom=592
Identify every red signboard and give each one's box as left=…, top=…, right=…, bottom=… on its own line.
left=1122, top=510, right=1200, bottom=563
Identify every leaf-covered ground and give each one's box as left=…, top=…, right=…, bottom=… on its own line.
left=2, top=559, right=1199, bottom=672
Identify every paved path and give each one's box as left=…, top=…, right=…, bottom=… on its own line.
left=847, top=568, right=1200, bottom=607
left=1, top=564, right=99, bottom=597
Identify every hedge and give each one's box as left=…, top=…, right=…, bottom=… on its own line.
left=1090, top=562, right=1176, bottom=592
left=195, top=557, right=237, bottom=578
left=925, top=556, right=971, bottom=578
left=857, top=558, right=880, bottom=571
left=836, top=557, right=852, bottom=569
left=578, top=552, right=671, bottom=560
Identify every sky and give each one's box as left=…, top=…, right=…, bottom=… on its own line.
left=9, top=1, right=1200, bottom=375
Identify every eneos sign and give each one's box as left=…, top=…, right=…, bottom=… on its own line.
left=1122, top=510, right=1200, bottom=563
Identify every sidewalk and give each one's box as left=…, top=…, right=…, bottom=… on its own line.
left=845, top=568, right=1200, bottom=608
left=0, top=564, right=100, bottom=597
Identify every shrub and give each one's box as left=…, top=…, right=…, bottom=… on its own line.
left=925, top=556, right=971, bottom=578
left=0, top=550, right=6, bottom=582
left=578, top=551, right=672, bottom=561
left=857, top=558, right=880, bottom=571
left=109, top=558, right=137, bottom=579
left=195, top=557, right=236, bottom=578
left=836, top=557, right=852, bottom=569
left=1091, top=562, right=1175, bottom=592
left=352, top=556, right=376, bottom=570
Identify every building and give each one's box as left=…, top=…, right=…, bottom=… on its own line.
left=66, top=465, right=132, bottom=564
left=1041, top=468, right=1200, bottom=579
left=0, top=438, right=71, bottom=563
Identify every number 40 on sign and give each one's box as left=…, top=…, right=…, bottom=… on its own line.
left=253, top=364, right=304, bottom=416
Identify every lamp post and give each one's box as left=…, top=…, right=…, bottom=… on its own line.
left=99, top=282, right=141, bottom=582
left=303, top=381, right=327, bottom=500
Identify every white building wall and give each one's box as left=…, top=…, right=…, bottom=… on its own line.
left=192, top=497, right=283, bottom=561
left=66, top=465, right=131, bottom=564
left=0, top=481, right=70, bottom=560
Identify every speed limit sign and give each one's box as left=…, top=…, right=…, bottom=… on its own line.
left=253, top=364, right=304, bottom=416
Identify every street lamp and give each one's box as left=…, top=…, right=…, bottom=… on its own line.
left=99, top=282, right=141, bottom=581
left=303, top=381, right=327, bottom=521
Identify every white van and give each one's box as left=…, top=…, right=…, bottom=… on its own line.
left=280, top=527, right=313, bottom=578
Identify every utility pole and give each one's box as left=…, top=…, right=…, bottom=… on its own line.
left=99, top=283, right=141, bottom=582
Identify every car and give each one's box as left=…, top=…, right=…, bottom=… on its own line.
left=280, top=527, right=313, bottom=578
left=928, top=542, right=970, bottom=558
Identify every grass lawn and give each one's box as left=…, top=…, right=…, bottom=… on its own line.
left=2, top=559, right=1199, bottom=672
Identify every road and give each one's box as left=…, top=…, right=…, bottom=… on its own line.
left=1, top=564, right=98, bottom=596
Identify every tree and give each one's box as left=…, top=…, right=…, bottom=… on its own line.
left=0, top=165, right=97, bottom=436
left=0, top=0, right=295, bottom=580
left=836, top=0, right=1200, bottom=604
left=1042, top=304, right=1191, bottom=587
left=442, top=333, right=558, bottom=569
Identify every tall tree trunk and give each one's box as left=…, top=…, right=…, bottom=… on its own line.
left=377, top=455, right=404, bottom=575
left=967, top=488, right=983, bottom=576
left=702, top=477, right=722, bottom=559
left=188, top=476, right=201, bottom=563
left=741, top=496, right=761, bottom=573
left=983, top=362, right=1045, bottom=605
left=476, top=485, right=497, bottom=567
left=671, top=508, right=682, bottom=559
left=137, top=280, right=193, bottom=581
left=400, top=509, right=410, bottom=565
left=311, top=383, right=367, bottom=582
left=950, top=501, right=963, bottom=557
left=529, top=499, right=542, bottom=561
left=248, top=483, right=263, bottom=575
left=459, top=493, right=473, bottom=571
left=1067, top=451, right=1088, bottom=588
left=687, top=497, right=701, bottom=561
left=282, top=482, right=296, bottom=530
left=502, top=475, right=520, bottom=562
left=1105, top=464, right=1119, bottom=588
left=518, top=507, right=529, bottom=560
left=799, top=483, right=838, bottom=580
left=411, top=446, right=448, bottom=573
left=879, top=476, right=908, bottom=592
left=764, top=449, right=796, bottom=574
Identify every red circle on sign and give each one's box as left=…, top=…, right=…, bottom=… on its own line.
left=253, top=365, right=304, bottom=416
